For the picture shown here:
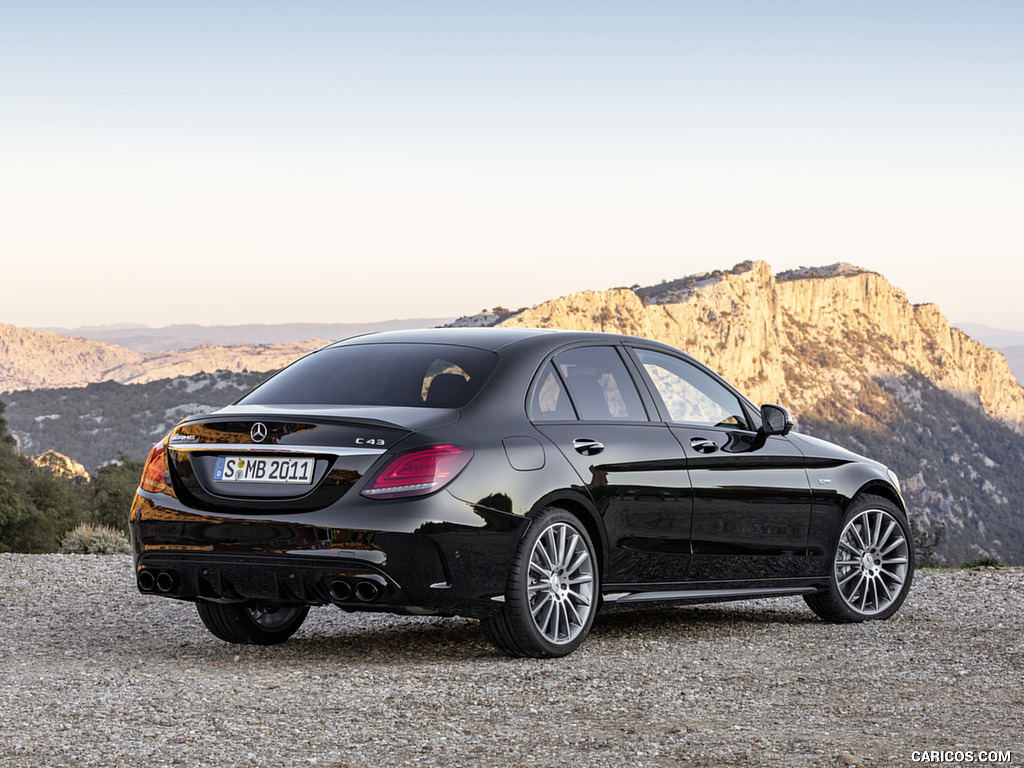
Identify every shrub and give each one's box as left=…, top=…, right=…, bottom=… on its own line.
left=961, top=555, right=1001, bottom=569
left=60, top=523, right=131, bottom=555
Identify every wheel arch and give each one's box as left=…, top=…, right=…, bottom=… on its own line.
left=853, top=481, right=906, bottom=514
left=527, top=489, right=607, bottom=576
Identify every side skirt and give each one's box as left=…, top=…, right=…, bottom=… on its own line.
left=602, top=585, right=817, bottom=604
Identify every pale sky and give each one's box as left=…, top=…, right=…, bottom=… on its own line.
left=2, top=1, right=1022, bottom=331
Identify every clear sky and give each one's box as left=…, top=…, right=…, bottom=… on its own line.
left=2, top=1, right=1022, bottom=331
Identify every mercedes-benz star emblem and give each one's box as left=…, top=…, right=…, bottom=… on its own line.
left=250, top=422, right=268, bottom=443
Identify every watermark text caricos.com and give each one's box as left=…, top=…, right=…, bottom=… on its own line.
left=911, top=751, right=1012, bottom=764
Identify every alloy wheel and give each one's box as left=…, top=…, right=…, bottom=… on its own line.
left=835, top=508, right=910, bottom=615
left=526, top=521, right=595, bottom=645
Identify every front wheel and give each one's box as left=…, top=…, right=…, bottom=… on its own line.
left=482, top=507, right=599, bottom=658
left=805, top=494, right=914, bottom=623
left=196, top=602, right=309, bottom=645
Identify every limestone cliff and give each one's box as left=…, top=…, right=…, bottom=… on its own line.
left=499, top=261, right=1024, bottom=434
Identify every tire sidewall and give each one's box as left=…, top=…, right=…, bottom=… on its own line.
left=508, top=508, right=599, bottom=657
left=828, top=496, right=915, bottom=622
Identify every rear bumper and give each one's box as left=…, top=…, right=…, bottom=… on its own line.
left=129, top=488, right=526, bottom=619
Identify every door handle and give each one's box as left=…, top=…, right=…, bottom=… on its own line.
left=573, top=438, right=605, bottom=456
left=689, top=437, right=718, bottom=454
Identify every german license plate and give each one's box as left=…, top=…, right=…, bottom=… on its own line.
left=213, top=456, right=315, bottom=484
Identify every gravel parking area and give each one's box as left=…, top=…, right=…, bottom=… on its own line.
left=1, top=554, right=1021, bottom=767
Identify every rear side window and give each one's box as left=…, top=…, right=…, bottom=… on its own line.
left=529, top=362, right=577, bottom=421
left=553, top=346, right=647, bottom=421
left=237, top=344, right=499, bottom=408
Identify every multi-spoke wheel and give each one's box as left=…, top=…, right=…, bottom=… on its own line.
left=482, top=507, right=599, bottom=657
left=196, top=601, right=309, bottom=645
left=805, top=494, right=914, bottom=623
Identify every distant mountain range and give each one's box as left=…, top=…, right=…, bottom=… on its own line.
left=3, top=261, right=1024, bottom=565
left=954, top=323, right=1024, bottom=386
left=35, top=318, right=455, bottom=353
left=0, top=323, right=328, bottom=393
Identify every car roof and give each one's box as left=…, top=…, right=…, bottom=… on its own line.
left=328, top=326, right=667, bottom=353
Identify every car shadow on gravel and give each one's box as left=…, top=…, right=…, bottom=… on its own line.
left=145, top=600, right=824, bottom=665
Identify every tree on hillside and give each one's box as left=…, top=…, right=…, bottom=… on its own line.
left=89, top=454, right=143, bottom=533
left=0, top=400, right=86, bottom=552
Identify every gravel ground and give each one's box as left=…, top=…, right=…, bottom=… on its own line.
left=1, top=554, right=1021, bottom=768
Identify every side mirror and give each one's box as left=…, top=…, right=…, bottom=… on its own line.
left=760, top=404, right=793, bottom=436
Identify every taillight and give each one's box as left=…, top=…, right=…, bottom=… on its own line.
left=360, top=444, right=473, bottom=500
left=139, top=442, right=174, bottom=497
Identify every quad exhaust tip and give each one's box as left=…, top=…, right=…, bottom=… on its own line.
left=354, top=580, right=380, bottom=602
left=328, top=577, right=384, bottom=604
left=138, top=569, right=178, bottom=594
left=328, top=580, right=352, bottom=602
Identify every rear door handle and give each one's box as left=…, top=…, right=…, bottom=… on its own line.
left=689, top=437, right=718, bottom=454
left=573, top=438, right=605, bottom=456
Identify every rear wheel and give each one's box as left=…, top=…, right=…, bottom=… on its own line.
left=482, top=507, right=598, bottom=658
left=805, top=494, right=914, bottom=623
left=196, top=601, right=309, bottom=645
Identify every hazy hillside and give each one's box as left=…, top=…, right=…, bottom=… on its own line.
left=0, top=322, right=325, bottom=393
left=1001, top=347, right=1024, bottom=386
left=955, top=323, right=1024, bottom=386
left=4, top=371, right=269, bottom=471
left=38, top=318, right=455, bottom=352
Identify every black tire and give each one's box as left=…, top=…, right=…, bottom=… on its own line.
left=196, top=602, right=310, bottom=645
left=482, top=507, right=599, bottom=658
left=805, top=494, right=914, bottom=623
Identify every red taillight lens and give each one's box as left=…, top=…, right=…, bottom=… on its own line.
left=139, top=442, right=174, bottom=496
left=360, top=444, right=473, bottom=500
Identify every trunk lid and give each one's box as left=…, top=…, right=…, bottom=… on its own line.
left=166, top=405, right=459, bottom=513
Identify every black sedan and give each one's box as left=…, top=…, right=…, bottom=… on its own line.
left=130, top=328, right=913, bottom=657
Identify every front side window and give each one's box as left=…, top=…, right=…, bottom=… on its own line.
left=237, top=344, right=498, bottom=408
left=634, top=348, right=750, bottom=429
left=553, top=346, right=647, bottom=421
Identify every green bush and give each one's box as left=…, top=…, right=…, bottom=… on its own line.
left=961, top=556, right=1001, bottom=569
left=60, top=523, right=131, bottom=555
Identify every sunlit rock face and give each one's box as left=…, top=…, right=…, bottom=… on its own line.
left=500, top=260, right=1024, bottom=434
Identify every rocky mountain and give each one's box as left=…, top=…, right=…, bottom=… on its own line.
left=3, top=261, right=1023, bottom=564
left=496, top=261, right=1024, bottom=564
left=0, top=323, right=326, bottom=393
left=501, top=261, right=1024, bottom=435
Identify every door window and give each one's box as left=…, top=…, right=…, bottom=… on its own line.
left=553, top=347, right=647, bottom=421
left=634, top=349, right=750, bottom=429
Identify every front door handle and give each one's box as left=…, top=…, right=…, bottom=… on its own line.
left=689, top=437, right=718, bottom=454
left=573, top=438, right=605, bottom=456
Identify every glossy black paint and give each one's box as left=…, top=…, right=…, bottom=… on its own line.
left=130, top=328, right=904, bottom=623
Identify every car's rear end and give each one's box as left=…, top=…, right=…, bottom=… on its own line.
left=129, top=338, right=522, bottom=636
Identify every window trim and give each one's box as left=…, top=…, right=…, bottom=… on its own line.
left=526, top=343, right=654, bottom=425
left=623, top=344, right=762, bottom=432
left=527, top=360, right=579, bottom=422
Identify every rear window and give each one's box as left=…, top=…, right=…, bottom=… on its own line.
left=237, top=343, right=499, bottom=408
